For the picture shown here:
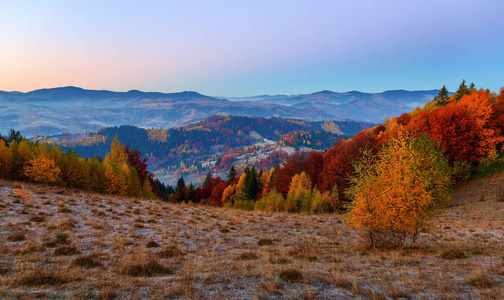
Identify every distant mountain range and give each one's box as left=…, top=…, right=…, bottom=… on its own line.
left=0, top=86, right=440, bottom=136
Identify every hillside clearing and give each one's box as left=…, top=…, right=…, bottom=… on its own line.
left=0, top=176, right=503, bottom=299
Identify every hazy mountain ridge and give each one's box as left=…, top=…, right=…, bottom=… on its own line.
left=0, top=86, right=439, bottom=136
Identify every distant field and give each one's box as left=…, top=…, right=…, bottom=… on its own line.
left=0, top=173, right=503, bottom=299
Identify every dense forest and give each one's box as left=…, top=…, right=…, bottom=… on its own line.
left=38, top=116, right=373, bottom=185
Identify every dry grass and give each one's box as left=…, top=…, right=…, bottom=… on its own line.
left=0, top=177, right=503, bottom=299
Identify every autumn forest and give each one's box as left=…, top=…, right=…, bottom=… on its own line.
left=1, top=81, right=504, bottom=247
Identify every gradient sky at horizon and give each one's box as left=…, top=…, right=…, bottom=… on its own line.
left=1, top=0, right=503, bottom=96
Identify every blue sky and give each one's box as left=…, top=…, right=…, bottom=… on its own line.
left=1, top=0, right=503, bottom=96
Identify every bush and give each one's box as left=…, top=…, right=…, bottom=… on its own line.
left=452, top=160, right=473, bottom=182
left=55, top=232, right=68, bottom=243
left=255, top=188, right=284, bottom=212
left=233, top=199, right=255, bottom=211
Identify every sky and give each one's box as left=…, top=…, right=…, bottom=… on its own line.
left=1, top=0, right=503, bottom=97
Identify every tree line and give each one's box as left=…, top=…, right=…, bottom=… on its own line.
left=0, top=133, right=159, bottom=199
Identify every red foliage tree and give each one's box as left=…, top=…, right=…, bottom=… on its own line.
left=319, top=127, right=383, bottom=201
left=490, top=89, right=504, bottom=144
left=304, top=151, right=324, bottom=189
left=207, top=179, right=228, bottom=206
left=271, top=152, right=309, bottom=196
left=125, top=146, right=160, bottom=197
left=198, top=176, right=226, bottom=204
left=418, top=104, right=479, bottom=162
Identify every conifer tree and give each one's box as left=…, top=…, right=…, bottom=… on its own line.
left=434, top=85, right=449, bottom=106
left=174, top=176, right=186, bottom=202
left=188, top=182, right=195, bottom=201
left=244, top=166, right=259, bottom=200
left=203, top=172, right=213, bottom=186
left=227, top=165, right=237, bottom=183
left=454, top=79, right=470, bottom=101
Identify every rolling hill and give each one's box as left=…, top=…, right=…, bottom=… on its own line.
left=41, top=115, right=376, bottom=186
left=0, top=86, right=439, bottom=137
left=0, top=171, right=502, bottom=298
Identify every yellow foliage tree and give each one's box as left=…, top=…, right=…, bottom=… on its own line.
left=255, top=188, right=284, bottom=212
left=235, top=171, right=247, bottom=194
left=221, top=183, right=236, bottom=205
left=142, top=179, right=155, bottom=199
left=104, top=163, right=128, bottom=195
left=24, top=155, right=61, bottom=184
left=345, top=133, right=451, bottom=248
left=106, top=136, right=129, bottom=165
left=0, top=139, right=12, bottom=180
left=285, top=172, right=312, bottom=213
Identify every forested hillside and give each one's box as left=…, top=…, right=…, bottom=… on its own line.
left=38, top=116, right=374, bottom=185
left=168, top=82, right=504, bottom=247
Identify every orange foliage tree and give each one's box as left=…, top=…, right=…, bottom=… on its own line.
left=408, top=91, right=504, bottom=163
left=345, top=133, right=451, bottom=248
left=23, top=155, right=61, bottom=184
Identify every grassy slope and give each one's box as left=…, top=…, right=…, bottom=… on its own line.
left=0, top=175, right=503, bottom=299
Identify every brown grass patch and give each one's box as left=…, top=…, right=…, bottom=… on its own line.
left=11, top=265, right=79, bottom=286
left=99, top=287, right=118, bottom=300
left=440, top=246, right=468, bottom=259
left=73, top=254, right=102, bottom=268
left=465, top=271, right=495, bottom=289
left=258, top=238, right=274, bottom=246
left=118, top=248, right=172, bottom=277
left=54, top=246, right=79, bottom=256
left=237, top=252, right=259, bottom=260
left=146, top=241, right=160, bottom=248
left=279, top=269, right=303, bottom=282
left=7, top=232, right=26, bottom=242
left=157, top=245, right=184, bottom=259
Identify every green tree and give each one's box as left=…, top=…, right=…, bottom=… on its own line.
left=187, top=182, right=195, bottom=200
left=244, top=166, right=259, bottom=200
left=434, top=85, right=449, bottom=106
left=454, top=79, right=470, bottom=101
left=227, top=165, right=237, bottom=183
left=203, top=172, right=213, bottom=186
left=8, top=129, right=22, bottom=145
left=175, top=176, right=186, bottom=202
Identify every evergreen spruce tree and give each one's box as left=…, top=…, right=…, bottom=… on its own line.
left=434, top=85, right=449, bottom=106
left=188, top=182, right=195, bottom=201
left=176, top=176, right=186, bottom=202
left=227, top=165, right=237, bottom=183
left=244, top=166, right=259, bottom=200
left=454, top=79, right=470, bottom=101
left=203, top=172, right=213, bottom=186
left=8, top=129, right=22, bottom=145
